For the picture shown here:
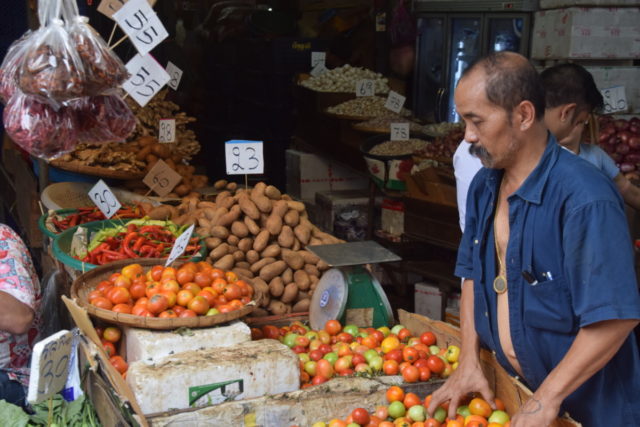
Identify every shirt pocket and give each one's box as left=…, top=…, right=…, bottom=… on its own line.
left=523, top=276, right=576, bottom=334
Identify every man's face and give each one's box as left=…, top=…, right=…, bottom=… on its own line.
left=455, top=70, right=520, bottom=169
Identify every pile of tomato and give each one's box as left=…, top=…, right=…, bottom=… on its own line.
left=310, top=386, right=511, bottom=427
left=252, top=320, right=460, bottom=387
left=88, top=261, right=254, bottom=318
left=95, top=325, right=128, bottom=377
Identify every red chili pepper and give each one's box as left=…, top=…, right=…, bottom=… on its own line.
left=127, top=224, right=137, bottom=233
left=133, top=237, right=146, bottom=251
left=122, top=232, right=139, bottom=258
left=102, top=249, right=128, bottom=260
left=51, top=217, right=65, bottom=231
left=68, top=214, right=80, bottom=227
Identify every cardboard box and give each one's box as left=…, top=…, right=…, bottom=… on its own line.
left=315, top=189, right=372, bottom=241
left=414, top=282, right=444, bottom=321
left=286, top=149, right=368, bottom=203
left=531, top=7, right=640, bottom=59
left=585, top=66, right=640, bottom=113
left=540, top=0, right=639, bottom=8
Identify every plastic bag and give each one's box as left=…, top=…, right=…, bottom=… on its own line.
left=71, top=95, right=136, bottom=143
left=62, top=0, right=129, bottom=95
left=3, top=91, right=78, bottom=160
left=36, top=269, right=74, bottom=342
left=0, top=32, right=33, bottom=104
left=389, top=0, right=416, bottom=47
left=17, top=0, right=85, bottom=103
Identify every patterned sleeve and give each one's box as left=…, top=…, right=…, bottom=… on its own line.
left=0, top=224, right=39, bottom=311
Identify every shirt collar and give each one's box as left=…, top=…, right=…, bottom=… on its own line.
left=482, top=132, right=559, bottom=205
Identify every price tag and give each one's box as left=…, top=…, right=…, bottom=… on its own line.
left=88, top=180, right=122, bottom=219
left=113, top=0, right=168, bottom=55
left=165, top=224, right=195, bottom=266
left=166, top=61, right=183, bottom=90
left=601, top=86, right=628, bottom=114
left=27, top=330, right=73, bottom=404
left=98, top=0, right=156, bottom=19
left=123, top=53, right=170, bottom=107
left=225, top=140, right=264, bottom=175
left=310, top=63, right=328, bottom=77
left=390, top=123, right=410, bottom=141
left=143, top=159, right=182, bottom=197
left=311, top=51, right=326, bottom=68
left=159, top=118, right=176, bottom=143
left=356, top=79, right=375, bottom=97
left=385, top=90, right=406, bottom=114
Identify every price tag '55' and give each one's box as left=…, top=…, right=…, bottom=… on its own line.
left=89, top=180, right=122, bottom=219
left=225, top=140, right=264, bottom=175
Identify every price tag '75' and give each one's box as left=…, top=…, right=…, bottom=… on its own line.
left=165, top=224, right=195, bottom=266
left=390, top=123, right=409, bottom=141
left=89, top=180, right=122, bottom=219
left=225, top=140, right=264, bottom=175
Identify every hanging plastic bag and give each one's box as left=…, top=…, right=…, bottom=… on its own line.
left=71, top=95, right=136, bottom=143
left=61, top=0, right=129, bottom=95
left=3, top=91, right=78, bottom=160
left=17, top=0, right=86, bottom=103
left=0, top=32, right=34, bottom=104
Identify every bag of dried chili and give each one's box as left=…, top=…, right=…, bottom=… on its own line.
left=71, top=94, right=136, bottom=143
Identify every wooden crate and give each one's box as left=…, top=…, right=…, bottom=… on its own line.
left=398, top=310, right=581, bottom=427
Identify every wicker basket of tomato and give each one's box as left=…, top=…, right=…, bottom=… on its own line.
left=71, top=259, right=260, bottom=329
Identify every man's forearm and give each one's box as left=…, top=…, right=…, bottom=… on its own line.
left=460, top=279, right=481, bottom=363
left=0, top=291, right=34, bottom=335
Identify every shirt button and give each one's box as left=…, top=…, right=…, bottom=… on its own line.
left=474, top=239, right=479, bottom=244
left=484, top=311, right=488, bottom=317
left=510, top=258, right=515, bottom=264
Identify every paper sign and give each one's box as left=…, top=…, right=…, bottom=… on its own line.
left=159, top=118, right=176, bottom=143
left=311, top=51, right=326, bottom=68
left=390, top=123, right=410, bottom=141
left=310, top=63, right=328, bottom=77
left=88, top=180, right=122, bottom=219
left=166, top=61, right=183, bottom=90
left=113, top=0, right=168, bottom=55
left=225, top=140, right=264, bottom=175
left=143, top=159, right=182, bottom=197
left=27, top=330, right=73, bottom=404
left=356, top=79, right=375, bottom=97
left=98, top=0, right=156, bottom=19
left=385, top=90, right=406, bottom=114
left=165, top=224, right=195, bottom=266
left=123, top=53, right=170, bottom=107
left=601, top=86, right=628, bottom=114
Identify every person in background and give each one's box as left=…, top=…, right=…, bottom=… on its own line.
left=430, top=51, right=639, bottom=426
left=454, top=62, right=640, bottom=232
left=0, top=224, right=40, bottom=407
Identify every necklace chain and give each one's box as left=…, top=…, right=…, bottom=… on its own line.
left=493, top=181, right=508, bottom=294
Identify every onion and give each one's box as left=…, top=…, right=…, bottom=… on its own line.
left=620, top=162, right=636, bottom=173
left=629, top=124, right=639, bottom=135
left=618, top=131, right=632, bottom=144
left=611, top=152, right=623, bottom=163
left=615, top=119, right=630, bottom=131
left=629, top=136, right=640, bottom=150
left=624, top=153, right=640, bottom=164
left=602, top=125, right=616, bottom=136
left=616, top=143, right=630, bottom=155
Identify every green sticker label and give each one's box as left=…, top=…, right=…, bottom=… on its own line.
left=188, top=379, right=244, bottom=407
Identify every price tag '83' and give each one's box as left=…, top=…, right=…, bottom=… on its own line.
left=88, top=180, right=122, bottom=219
left=225, top=140, right=264, bottom=175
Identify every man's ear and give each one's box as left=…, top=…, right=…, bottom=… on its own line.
left=559, top=103, right=578, bottom=123
left=515, top=100, right=538, bottom=131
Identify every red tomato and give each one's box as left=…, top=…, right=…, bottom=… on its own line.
left=351, top=408, right=370, bottom=425
left=426, top=355, right=445, bottom=374
left=420, top=331, right=437, bottom=346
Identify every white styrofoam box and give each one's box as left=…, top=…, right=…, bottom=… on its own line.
left=585, top=66, right=640, bottom=113
left=446, top=292, right=462, bottom=310
left=124, top=321, right=251, bottom=364
left=315, top=189, right=372, bottom=241
left=286, top=149, right=368, bottom=202
left=414, top=283, right=443, bottom=321
left=531, top=8, right=640, bottom=59
left=541, top=0, right=640, bottom=8
left=126, top=339, right=300, bottom=415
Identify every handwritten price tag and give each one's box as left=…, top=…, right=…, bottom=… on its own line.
left=89, top=180, right=122, bottom=219
left=98, top=0, right=157, bottom=19
left=601, top=86, right=628, bottom=114
left=390, top=123, right=410, bottom=141
left=113, top=0, right=168, bottom=55
left=165, top=224, right=195, bottom=266
left=225, top=140, right=264, bottom=175
left=310, top=63, right=328, bottom=77
left=166, top=61, right=183, bottom=90
left=27, top=330, right=73, bottom=404
left=311, top=51, right=326, bottom=68
left=143, top=159, right=182, bottom=197
left=159, top=118, right=176, bottom=143
left=123, top=53, right=170, bottom=107
left=385, top=90, right=406, bottom=114
left=356, top=79, right=375, bottom=97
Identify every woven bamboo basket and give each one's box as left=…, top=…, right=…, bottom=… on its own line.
left=49, top=159, right=146, bottom=180
left=71, top=258, right=259, bottom=330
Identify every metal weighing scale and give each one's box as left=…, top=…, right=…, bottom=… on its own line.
left=307, top=241, right=401, bottom=330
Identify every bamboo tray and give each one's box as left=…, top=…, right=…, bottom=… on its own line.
left=71, top=258, right=259, bottom=330
left=49, top=159, right=146, bottom=180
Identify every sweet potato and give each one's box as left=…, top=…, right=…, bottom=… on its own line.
left=251, top=308, right=269, bottom=317
left=205, top=237, right=222, bottom=250
left=232, top=250, right=245, bottom=262
left=250, top=182, right=266, bottom=198
left=268, top=300, right=289, bottom=315
left=272, top=200, right=289, bottom=217
left=294, top=223, right=312, bottom=245
left=268, top=277, right=284, bottom=297
left=277, top=225, right=295, bottom=248
left=264, top=185, right=281, bottom=200
left=250, top=257, right=276, bottom=274
left=294, top=270, right=311, bottom=291
left=147, top=205, right=173, bottom=220
left=292, top=298, right=310, bottom=313
left=238, top=237, right=253, bottom=252
left=213, top=254, right=234, bottom=271
left=231, top=221, right=249, bottom=238
left=286, top=200, right=305, bottom=213
left=251, top=195, right=272, bottom=214
left=226, top=182, right=238, bottom=192
left=292, top=240, right=301, bottom=251
left=259, top=260, right=287, bottom=282
left=198, top=201, right=217, bottom=210
left=217, top=205, right=241, bottom=227
left=283, top=209, right=299, bottom=227
left=317, top=260, right=330, bottom=271
left=238, top=196, right=260, bottom=220
left=210, top=226, right=229, bottom=240
left=282, top=249, right=304, bottom=270
left=304, top=264, right=320, bottom=277
left=232, top=267, right=253, bottom=280
left=253, top=230, right=270, bottom=252
left=214, top=179, right=228, bottom=190
left=281, top=283, right=298, bottom=304
left=244, top=216, right=261, bottom=235
left=227, top=235, right=239, bottom=246
left=261, top=244, right=281, bottom=258
left=300, top=250, right=320, bottom=265
left=266, top=214, right=283, bottom=236
left=282, top=268, right=293, bottom=284
left=209, top=207, right=227, bottom=224
left=236, top=261, right=250, bottom=270
left=246, top=250, right=260, bottom=264
left=215, top=190, right=231, bottom=204
left=209, top=243, right=230, bottom=260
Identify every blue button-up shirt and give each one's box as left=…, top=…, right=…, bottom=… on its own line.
left=455, top=135, right=640, bottom=426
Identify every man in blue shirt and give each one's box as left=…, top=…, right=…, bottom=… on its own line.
left=428, top=51, right=640, bottom=427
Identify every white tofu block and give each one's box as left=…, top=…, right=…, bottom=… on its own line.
left=126, top=339, right=300, bottom=415
left=124, top=321, right=251, bottom=364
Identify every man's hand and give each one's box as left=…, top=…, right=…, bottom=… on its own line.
left=510, top=394, right=561, bottom=427
left=427, top=358, right=495, bottom=420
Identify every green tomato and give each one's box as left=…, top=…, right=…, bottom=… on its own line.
left=488, top=410, right=510, bottom=424
left=347, top=424, right=360, bottom=427
left=206, top=308, right=220, bottom=316
left=391, top=324, right=405, bottom=335
left=304, top=360, right=317, bottom=376
left=364, top=349, right=379, bottom=363
left=323, top=351, right=338, bottom=365
left=358, top=331, right=369, bottom=338
left=433, top=407, right=447, bottom=423
left=283, top=333, right=299, bottom=348
left=377, top=326, right=391, bottom=337
left=311, top=422, right=326, bottom=427
left=298, top=353, right=310, bottom=363
left=445, top=345, right=461, bottom=363
left=368, top=356, right=383, bottom=372
left=407, top=405, right=426, bottom=422
left=456, top=405, right=471, bottom=418
left=429, top=345, right=441, bottom=355
left=343, top=324, right=359, bottom=336
left=305, top=331, right=319, bottom=341
left=388, top=401, right=406, bottom=419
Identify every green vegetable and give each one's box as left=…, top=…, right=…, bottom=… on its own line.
left=0, top=399, right=30, bottom=427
